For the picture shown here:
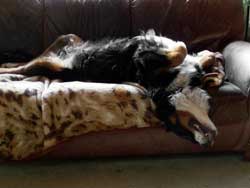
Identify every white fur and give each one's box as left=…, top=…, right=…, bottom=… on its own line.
left=169, top=87, right=216, bottom=132
left=165, top=55, right=202, bottom=92
left=170, top=87, right=210, bottom=114
left=136, top=31, right=187, bottom=53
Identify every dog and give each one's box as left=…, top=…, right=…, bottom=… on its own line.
left=0, top=30, right=224, bottom=146
left=151, top=50, right=224, bottom=146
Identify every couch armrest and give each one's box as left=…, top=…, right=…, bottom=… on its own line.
left=223, top=41, right=250, bottom=96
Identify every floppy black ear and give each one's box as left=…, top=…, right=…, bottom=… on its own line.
left=149, top=88, right=175, bottom=117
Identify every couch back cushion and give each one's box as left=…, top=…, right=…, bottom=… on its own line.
left=131, top=0, right=244, bottom=52
left=0, top=0, right=244, bottom=61
left=0, top=0, right=44, bottom=61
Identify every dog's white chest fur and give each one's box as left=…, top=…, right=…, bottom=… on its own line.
left=166, top=55, right=200, bottom=92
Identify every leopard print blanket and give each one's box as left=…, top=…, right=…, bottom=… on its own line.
left=0, top=74, right=161, bottom=160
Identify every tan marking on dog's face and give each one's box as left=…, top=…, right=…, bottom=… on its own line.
left=177, top=110, right=217, bottom=146
left=169, top=111, right=192, bottom=131
left=169, top=114, right=177, bottom=125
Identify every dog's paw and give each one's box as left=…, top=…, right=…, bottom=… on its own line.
left=202, top=72, right=224, bottom=88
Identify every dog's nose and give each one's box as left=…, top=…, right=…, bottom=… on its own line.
left=205, top=129, right=217, bottom=147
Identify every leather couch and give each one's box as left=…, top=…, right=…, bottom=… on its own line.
left=0, top=0, right=249, bottom=160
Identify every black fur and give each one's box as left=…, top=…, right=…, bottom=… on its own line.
left=52, top=37, right=177, bottom=88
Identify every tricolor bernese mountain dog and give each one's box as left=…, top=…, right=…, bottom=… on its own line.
left=0, top=30, right=224, bottom=146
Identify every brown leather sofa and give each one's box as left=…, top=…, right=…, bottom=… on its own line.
left=0, top=0, right=249, bottom=160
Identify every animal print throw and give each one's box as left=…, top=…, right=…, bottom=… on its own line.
left=0, top=74, right=161, bottom=160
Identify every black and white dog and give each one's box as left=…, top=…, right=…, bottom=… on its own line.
left=0, top=30, right=224, bottom=146
left=151, top=50, right=224, bottom=146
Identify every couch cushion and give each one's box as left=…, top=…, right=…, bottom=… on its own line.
left=0, top=0, right=44, bottom=59
left=210, top=82, right=248, bottom=126
left=131, top=0, right=244, bottom=52
left=43, top=0, right=131, bottom=47
left=0, top=0, right=244, bottom=60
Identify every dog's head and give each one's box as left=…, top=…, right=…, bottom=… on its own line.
left=133, top=30, right=187, bottom=86
left=167, top=87, right=217, bottom=146
left=160, top=50, right=223, bottom=146
left=153, top=86, right=217, bottom=146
